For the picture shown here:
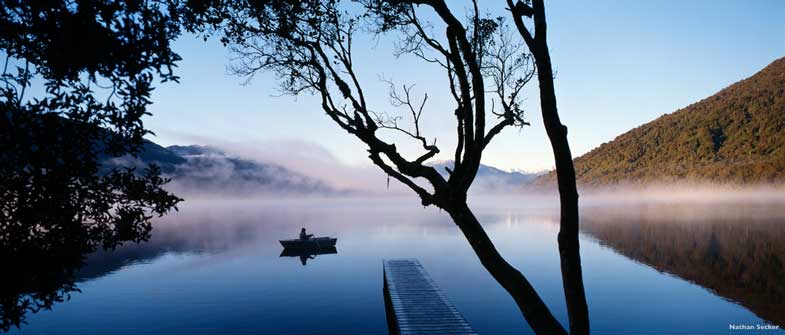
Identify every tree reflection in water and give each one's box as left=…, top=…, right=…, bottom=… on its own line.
left=1, top=238, right=85, bottom=331
left=581, top=202, right=785, bottom=327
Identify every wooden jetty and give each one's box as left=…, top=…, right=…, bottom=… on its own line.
left=383, top=259, right=478, bottom=335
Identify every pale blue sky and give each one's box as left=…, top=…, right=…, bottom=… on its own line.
left=144, top=0, right=785, bottom=172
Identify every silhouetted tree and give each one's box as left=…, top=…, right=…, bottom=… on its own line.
left=508, top=0, right=590, bottom=333
left=180, top=0, right=574, bottom=333
left=0, top=1, right=183, bottom=330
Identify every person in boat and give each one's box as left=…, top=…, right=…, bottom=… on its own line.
left=299, top=228, right=314, bottom=240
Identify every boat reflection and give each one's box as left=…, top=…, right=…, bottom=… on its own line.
left=280, top=247, right=338, bottom=266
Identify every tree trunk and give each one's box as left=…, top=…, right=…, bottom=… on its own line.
left=446, top=201, right=567, bottom=335
left=533, top=47, right=591, bottom=334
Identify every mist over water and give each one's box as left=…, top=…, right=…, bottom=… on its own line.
left=9, top=191, right=785, bottom=334
left=162, top=138, right=413, bottom=194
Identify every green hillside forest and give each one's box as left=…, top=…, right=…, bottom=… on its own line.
left=541, top=56, right=785, bottom=185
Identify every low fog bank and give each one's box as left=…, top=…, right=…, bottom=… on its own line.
left=166, top=182, right=785, bottom=218
left=576, top=183, right=785, bottom=206
left=171, top=138, right=413, bottom=195
left=152, top=136, right=544, bottom=198
left=152, top=136, right=785, bottom=204
left=131, top=185, right=785, bottom=255
left=96, top=186, right=784, bottom=282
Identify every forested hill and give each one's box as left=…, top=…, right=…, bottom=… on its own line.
left=538, top=56, right=785, bottom=186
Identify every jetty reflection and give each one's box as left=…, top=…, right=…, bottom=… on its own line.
left=581, top=202, right=785, bottom=327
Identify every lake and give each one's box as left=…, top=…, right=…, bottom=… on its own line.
left=6, top=195, right=785, bottom=334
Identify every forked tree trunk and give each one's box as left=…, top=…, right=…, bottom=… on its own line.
left=446, top=201, right=567, bottom=335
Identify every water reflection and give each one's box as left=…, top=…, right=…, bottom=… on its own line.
left=1, top=245, right=84, bottom=332
left=4, top=197, right=785, bottom=334
left=280, top=247, right=339, bottom=266
left=581, top=202, right=785, bottom=327
left=0, top=201, right=261, bottom=332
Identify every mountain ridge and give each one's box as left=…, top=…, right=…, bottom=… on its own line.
left=429, top=160, right=541, bottom=192
left=536, top=56, right=785, bottom=186
left=109, top=143, right=538, bottom=195
left=104, top=143, right=337, bottom=195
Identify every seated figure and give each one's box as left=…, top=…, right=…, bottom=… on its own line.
left=299, top=227, right=314, bottom=240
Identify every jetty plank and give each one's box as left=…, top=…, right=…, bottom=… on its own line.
left=383, top=259, right=478, bottom=335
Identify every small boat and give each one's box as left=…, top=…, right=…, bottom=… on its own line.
left=279, top=237, right=337, bottom=249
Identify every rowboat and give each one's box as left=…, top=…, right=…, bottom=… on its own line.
left=279, top=237, right=337, bottom=249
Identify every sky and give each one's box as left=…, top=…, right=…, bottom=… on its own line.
left=143, top=0, right=785, bottom=173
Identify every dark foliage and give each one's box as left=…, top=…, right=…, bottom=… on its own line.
left=1, top=0, right=183, bottom=330
left=539, top=57, right=785, bottom=186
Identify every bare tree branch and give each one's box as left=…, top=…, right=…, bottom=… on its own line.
left=197, top=1, right=570, bottom=333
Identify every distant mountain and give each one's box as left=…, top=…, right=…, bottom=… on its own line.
left=104, top=143, right=335, bottom=195
left=429, top=160, right=540, bottom=192
left=136, top=141, right=187, bottom=173
left=106, top=143, right=535, bottom=194
left=536, top=56, right=785, bottom=186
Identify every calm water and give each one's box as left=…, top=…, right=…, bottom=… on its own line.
left=7, top=196, right=785, bottom=334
